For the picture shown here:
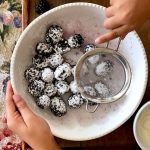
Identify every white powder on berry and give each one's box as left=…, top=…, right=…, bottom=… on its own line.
left=42, top=68, right=54, bottom=83
left=94, top=82, right=110, bottom=97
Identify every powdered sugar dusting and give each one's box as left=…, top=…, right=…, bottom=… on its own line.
left=95, top=60, right=113, bottom=76
left=94, top=82, right=110, bottom=98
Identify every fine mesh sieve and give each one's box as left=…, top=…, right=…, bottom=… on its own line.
left=75, top=39, right=132, bottom=112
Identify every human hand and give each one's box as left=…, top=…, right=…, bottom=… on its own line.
left=95, top=0, right=150, bottom=44
left=5, top=81, right=61, bottom=150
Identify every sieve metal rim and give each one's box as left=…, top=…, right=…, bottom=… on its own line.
left=75, top=47, right=132, bottom=104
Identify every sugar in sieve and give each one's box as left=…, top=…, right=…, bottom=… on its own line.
left=75, top=39, right=132, bottom=113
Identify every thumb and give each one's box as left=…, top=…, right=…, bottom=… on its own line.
left=13, top=95, right=35, bottom=125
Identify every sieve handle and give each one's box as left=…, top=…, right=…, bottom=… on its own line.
left=116, top=38, right=122, bottom=51
left=106, top=38, right=122, bottom=52
left=106, top=41, right=110, bottom=48
left=85, top=100, right=99, bottom=113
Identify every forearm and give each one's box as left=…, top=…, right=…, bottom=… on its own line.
left=31, top=136, right=61, bottom=150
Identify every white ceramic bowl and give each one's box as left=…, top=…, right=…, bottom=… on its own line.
left=133, top=101, right=150, bottom=150
left=10, top=3, right=148, bottom=141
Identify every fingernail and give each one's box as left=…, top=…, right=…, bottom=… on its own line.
left=95, top=38, right=101, bottom=44
left=120, top=36, right=125, bottom=40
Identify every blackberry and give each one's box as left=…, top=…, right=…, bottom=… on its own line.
left=84, top=86, right=97, bottom=97
left=36, top=42, right=53, bottom=55
left=68, top=94, right=84, bottom=108
left=32, top=54, right=44, bottom=66
left=44, top=83, right=57, bottom=97
left=87, top=54, right=100, bottom=64
left=50, top=97, right=67, bottom=117
left=70, top=80, right=79, bottom=94
left=32, top=54, right=51, bottom=68
left=36, top=95, right=51, bottom=109
left=54, top=39, right=71, bottom=54
left=24, top=66, right=41, bottom=83
left=41, top=68, right=54, bottom=83
left=28, top=80, right=45, bottom=97
left=35, top=0, right=50, bottom=15
left=84, top=44, right=96, bottom=53
left=95, top=60, right=113, bottom=76
left=49, top=53, right=63, bottom=68
left=54, top=63, right=72, bottom=80
left=45, top=25, right=63, bottom=44
left=55, top=80, right=70, bottom=95
left=68, top=34, right=84, bottom=48
left=94, top=81, right=110, bottom=98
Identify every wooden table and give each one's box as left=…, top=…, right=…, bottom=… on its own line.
left=28, top=0, right=150, bottom=149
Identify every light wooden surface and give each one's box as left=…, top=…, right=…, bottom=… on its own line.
left=27, top=0, right=150, bottom=149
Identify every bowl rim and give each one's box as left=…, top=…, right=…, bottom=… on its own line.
left=133, top=101, right=150, bottom=149
left=10, top=2, right=148, bottom=141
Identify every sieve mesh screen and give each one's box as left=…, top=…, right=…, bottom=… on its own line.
left=79, top=52, right=126, bottom=99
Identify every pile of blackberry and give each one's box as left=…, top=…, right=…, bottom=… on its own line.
left=24, top=24, right=87, bottom=117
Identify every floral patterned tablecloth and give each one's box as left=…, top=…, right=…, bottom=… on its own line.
left=0, top=0, right=22, bottom=149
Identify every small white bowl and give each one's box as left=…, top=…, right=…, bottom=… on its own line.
left=133, top=101, right=150, bottom=150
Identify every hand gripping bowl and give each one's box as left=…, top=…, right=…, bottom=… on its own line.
left=11, top=3, right=148, bottom=141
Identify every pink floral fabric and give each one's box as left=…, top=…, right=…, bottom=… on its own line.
left=0, top=0, right=22, bottom=149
